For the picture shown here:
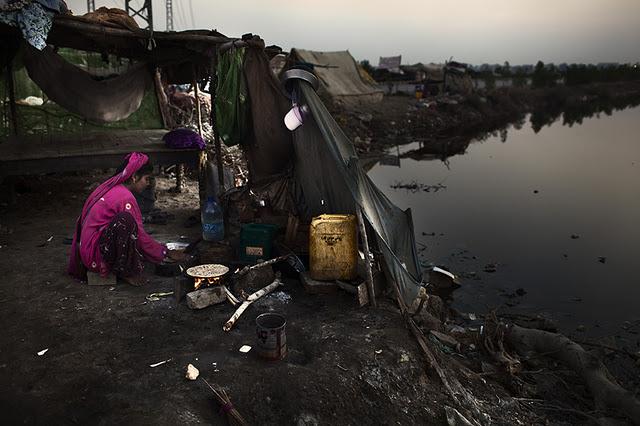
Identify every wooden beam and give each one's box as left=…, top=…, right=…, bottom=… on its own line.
left=356, top=208, right=377, bottom=307
left=189, top=68, right=206, bottom=204
left=210, top=51, right=225, bottom=196
left=6, top=59, right=18, bottom=135
left=53, top=17, right=235, bottom=45
left=192, top=72, right=204, bottom=137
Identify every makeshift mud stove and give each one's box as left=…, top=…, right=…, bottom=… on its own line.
left=179, top=256, right=298, bottom=332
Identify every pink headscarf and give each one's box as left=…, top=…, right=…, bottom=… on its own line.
left=68, top=152, right=149, bottom=280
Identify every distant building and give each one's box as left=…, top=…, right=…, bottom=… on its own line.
left=378, top=55, right=402, bottom=74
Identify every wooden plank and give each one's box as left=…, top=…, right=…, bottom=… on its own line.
left=0, top=130, right=173, bottom=160
left=356, top=208, right=377, bottom=307
left=0, top=149, right=198, bottom=177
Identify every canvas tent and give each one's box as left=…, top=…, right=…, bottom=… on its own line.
left=287, top=49, right=383, bottom=106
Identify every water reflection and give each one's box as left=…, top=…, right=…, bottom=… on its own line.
left=530, top=93, right=640, bottom=133
left=367, top=105, right=640, bottom=340
left=389, top=95, right=640, bottom=166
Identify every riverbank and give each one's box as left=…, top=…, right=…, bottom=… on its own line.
left=2, top=172, right=638, bottom=424
left=335, top=81, right=640, bottom=157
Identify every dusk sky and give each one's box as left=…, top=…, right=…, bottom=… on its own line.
left=68, top=0, right=640, bottom=65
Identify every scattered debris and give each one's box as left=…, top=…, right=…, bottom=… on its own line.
left=37, top=348, right=48, bottom=356
left=460, top=312, right=477, bottom=321
left=429, top=330, right=461, bottom=351
left=238, top=345, right=252, bottom=353
left=224, top=277, right=283, bottom=332
left=428, top=266, right=461, bottom=290
left=374, top=349, right=382, bottom=355
left=483, top=263, right=498, bottom=273
left=201, top=378, right=248, bottom=426
left=391, top=181, right=447, bottom=193
left=37, top=236, right=54, bottom=247
left=149, top=358, right=172, bottom=368
left=598, top=256, right=607, bottom=264
left=146, top=291, right=174, bottom=302
left=185, top=364, right=199, bottom=380
left=445, top=406, right=475, bottom=426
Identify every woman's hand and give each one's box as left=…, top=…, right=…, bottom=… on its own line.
left=167, top=249, right=188, bottom=262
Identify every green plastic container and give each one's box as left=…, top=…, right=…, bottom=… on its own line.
left=239, top=223, right=279, bottom=263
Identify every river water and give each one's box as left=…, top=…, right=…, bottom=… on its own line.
left=368, top=106, right=640, bottom=338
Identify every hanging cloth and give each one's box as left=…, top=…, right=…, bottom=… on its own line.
left=22, top=43, right=151, bottom=122
left=0, top=1, right=54, bottom=50
left=215, top=47, right=249, bottom=147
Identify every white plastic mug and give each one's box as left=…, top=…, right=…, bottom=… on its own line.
left=284, top=105, right=307, bottom=131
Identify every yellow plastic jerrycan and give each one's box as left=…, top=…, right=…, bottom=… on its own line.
left=309, top=214, right=358, bottom=281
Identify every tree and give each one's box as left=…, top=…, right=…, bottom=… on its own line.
left=502, top=61, right=511, bottom=77
left=532, top=61, right=545, bottom=87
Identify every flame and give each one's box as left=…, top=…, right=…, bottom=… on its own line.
left=193, top=276, right=222, bottom=290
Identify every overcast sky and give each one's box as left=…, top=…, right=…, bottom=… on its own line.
left=67, top=0, right=640, bottom=65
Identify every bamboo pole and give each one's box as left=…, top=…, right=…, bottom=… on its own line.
left=192, top=73, right=204, bottom=137
left=192, top=69, right=207, bottom=204
left=53, top=17, right=236, bottom=45
left=6, top=58, right=18, bottom=135
left=153, top=69, right=173, bottom=129
left=356, top=208, right=377, bottom=307
left=210, top=50, right=225, bottom=196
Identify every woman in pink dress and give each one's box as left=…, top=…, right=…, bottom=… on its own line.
left=68, top=152, right=184, bottom=285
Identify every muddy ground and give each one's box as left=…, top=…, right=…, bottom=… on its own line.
left=2, top=172, right=638, bottom=425
left=20, top=167, right=632, bottom=425
left=0, top=173, right=532, bottom=425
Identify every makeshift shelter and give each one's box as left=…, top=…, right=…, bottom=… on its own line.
left=0, top=9, right=252, bottom=191
left=239, top=49, right=423, bottom=305
left=286, top=49, right=383, bottom=106
left=1, top=6, right=423, bottom=305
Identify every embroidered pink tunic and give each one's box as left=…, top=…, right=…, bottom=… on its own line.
left=79, top=184, right=166, bottom=276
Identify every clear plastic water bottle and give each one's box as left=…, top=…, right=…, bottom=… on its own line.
left=201, top=196, right=224, bottom=241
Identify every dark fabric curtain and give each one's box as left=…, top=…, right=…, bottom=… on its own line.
left=242, top=46, right=294, bottom=182
left=22, top=43, right=150, bottom=122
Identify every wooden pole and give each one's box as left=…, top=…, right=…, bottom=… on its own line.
left=153, top=68, right=173, bottom=129
left=192, top=72, right=203, bottom=137
left=210, top=49, right=225, bottom=196
left=192, top=68, right=206, bottom=204
left=6, top=58, right=18, bottom=135
left=53, top=16, right=236, bottom=45
left=356, top=208, right=377, bottom=307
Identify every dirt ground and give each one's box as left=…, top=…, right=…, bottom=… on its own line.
left=0, top=172, right=500, bottom=425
